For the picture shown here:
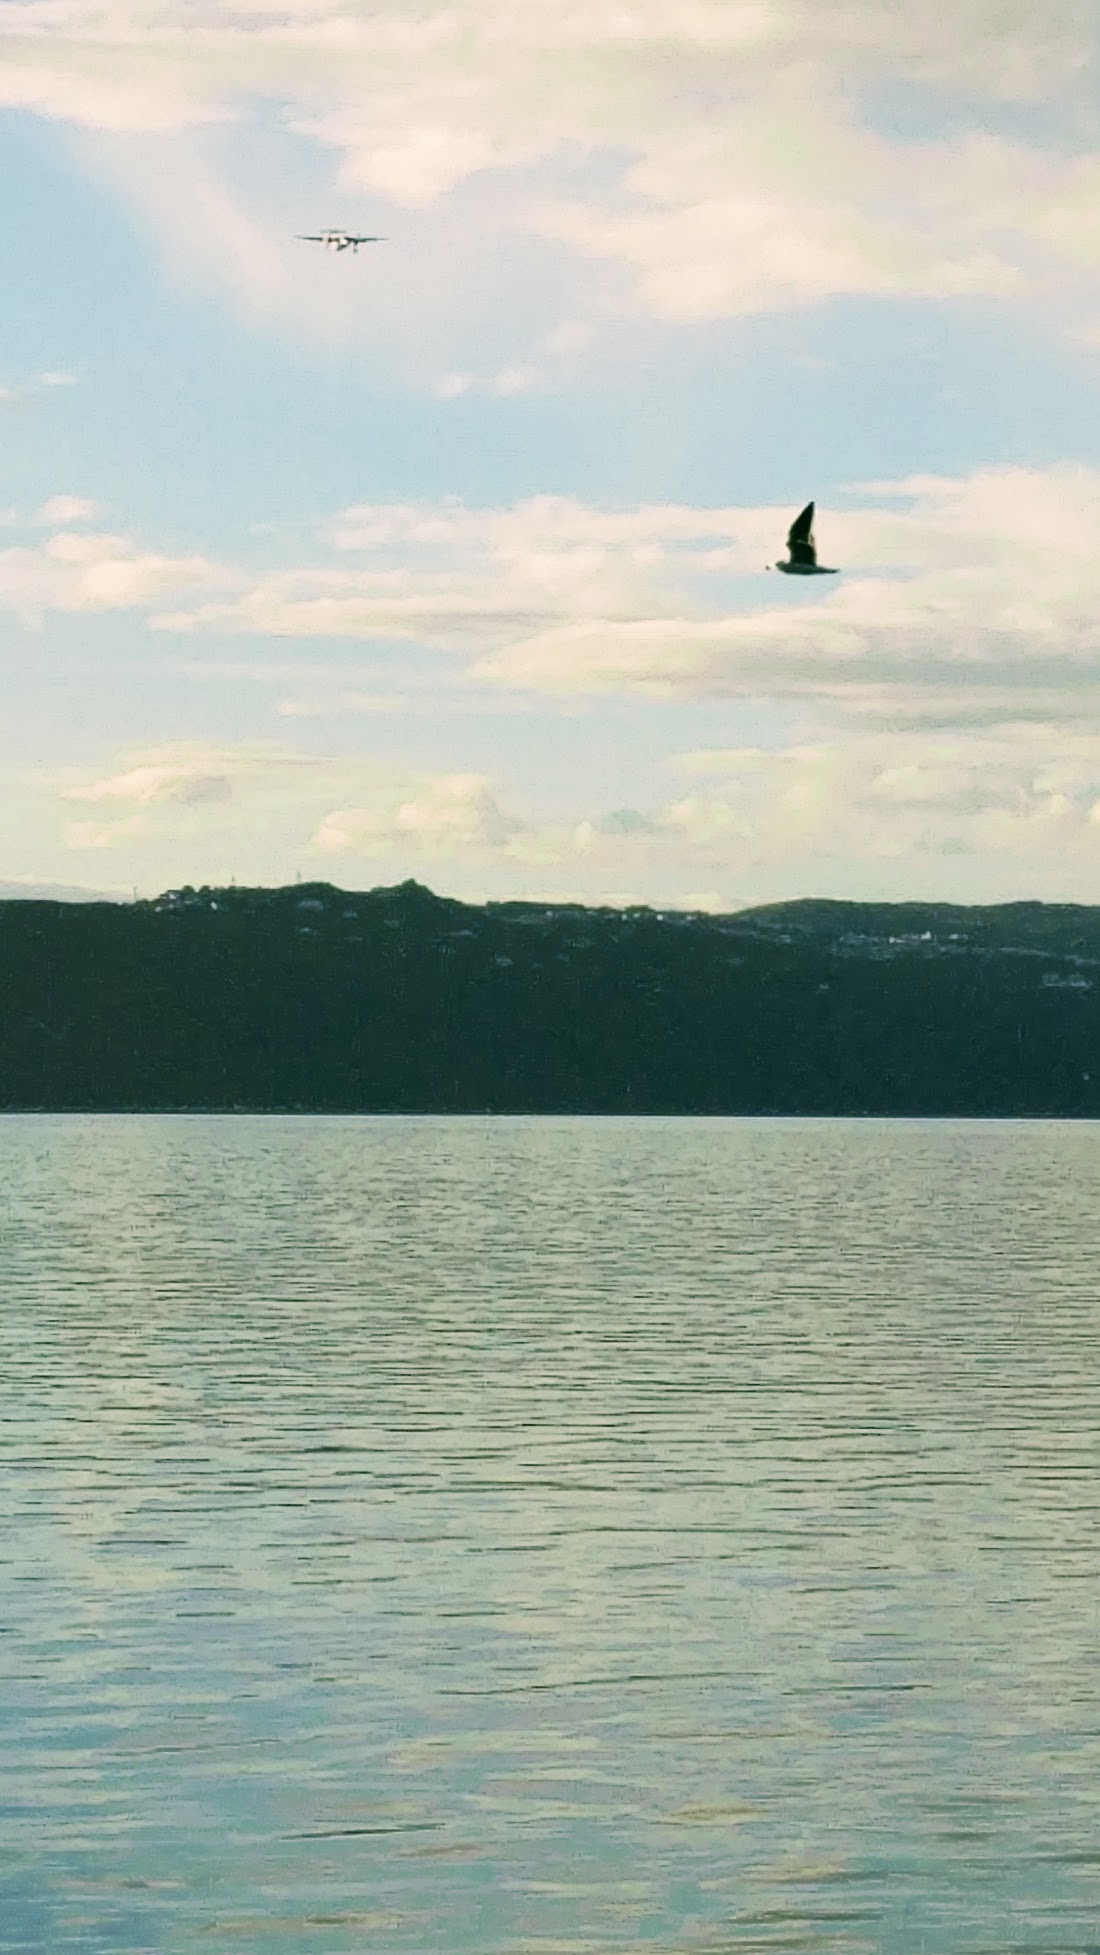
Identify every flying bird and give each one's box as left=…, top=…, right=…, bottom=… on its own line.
left=775, top=501, right=838, bottom=576
left=297, top=230, right=384, bottom=254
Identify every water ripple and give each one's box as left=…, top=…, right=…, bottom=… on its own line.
left=2, top=1115, right=1099, bottom=1954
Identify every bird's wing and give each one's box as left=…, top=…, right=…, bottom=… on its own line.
left=297, top=234, right=325, bottom=242
left=787, top=501, right=815, bottom=548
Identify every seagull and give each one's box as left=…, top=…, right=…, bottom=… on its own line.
left=774, top=501, right=838, bottom=576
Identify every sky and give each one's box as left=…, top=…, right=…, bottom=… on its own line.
left=5, top=0, right=1100, bottom=909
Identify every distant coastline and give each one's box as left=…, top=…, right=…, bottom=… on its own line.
left=2, top=878, right=1098, bottom=1117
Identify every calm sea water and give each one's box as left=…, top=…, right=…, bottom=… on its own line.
left=2, top=1116, right=1099, bottom=1955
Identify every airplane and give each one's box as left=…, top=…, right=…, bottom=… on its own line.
left=774, top=500, right=838, bottom=575
left=297, top=230, right=384, bottom=254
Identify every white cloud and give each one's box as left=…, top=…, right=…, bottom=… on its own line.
left=0, top=370, right=79, bottom=404
left=665, top=724, right=1100, bottom=878
left=301, top=721, right=1100, bottom=892
left=434, top=363, right=540, bottom=399
left=274, top=689, right=402, bottom=717
left=315, top=772, right=522, bottom=856
left=537, top=122, right=1035, bottom=321
left=433, top=321, right=594, bottom=397
left=0, top=527, right=228, bottom=622
left=57, top=741, right=336, bottom=852
left=35, top=495, right=100, bottom=526
left=2, top=2, right=1086, bottom=139
left=540, top=320, right=592, bottom=358
left=64, top=739, right=323, bottom=798
left=68, top=760, right=234, bottom=808
left=65, top=814, right=146, bottom=851
left=58, top=742, right=537, bottom=866
left=158, top=492, right=773, bottom=642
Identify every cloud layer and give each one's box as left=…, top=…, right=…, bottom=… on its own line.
left=139, top=469, right=1100, bottom=732
left=4, top=1, right=1100, bottom=335
left=53, top=717, right=1100, bottom=907
left=14, top=465, right=1100, bottom=900
left=11, top=469, right=1100, bottom=733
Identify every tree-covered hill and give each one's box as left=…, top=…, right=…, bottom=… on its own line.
left=2, top=878, right=1099, bottom=1113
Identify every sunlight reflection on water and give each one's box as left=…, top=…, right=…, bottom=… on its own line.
left=2, top=1115, right=1099, bottom=1954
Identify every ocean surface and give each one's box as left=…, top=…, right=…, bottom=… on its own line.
left=2, top=1115, right=1099, bottom=1955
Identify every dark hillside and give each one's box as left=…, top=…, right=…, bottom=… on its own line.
left=1, top=879, right=1099, bottom=1113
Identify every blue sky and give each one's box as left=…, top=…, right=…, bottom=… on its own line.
left=4, top=0, right=1100, bottom=908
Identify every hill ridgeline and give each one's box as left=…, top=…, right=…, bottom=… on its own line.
left=2, top=879, right=1100, bottom=1114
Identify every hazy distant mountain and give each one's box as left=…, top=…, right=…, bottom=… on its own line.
left=0, top=880, right=126, bottom=903
left=1, top=878, right=1098, bottom=1114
